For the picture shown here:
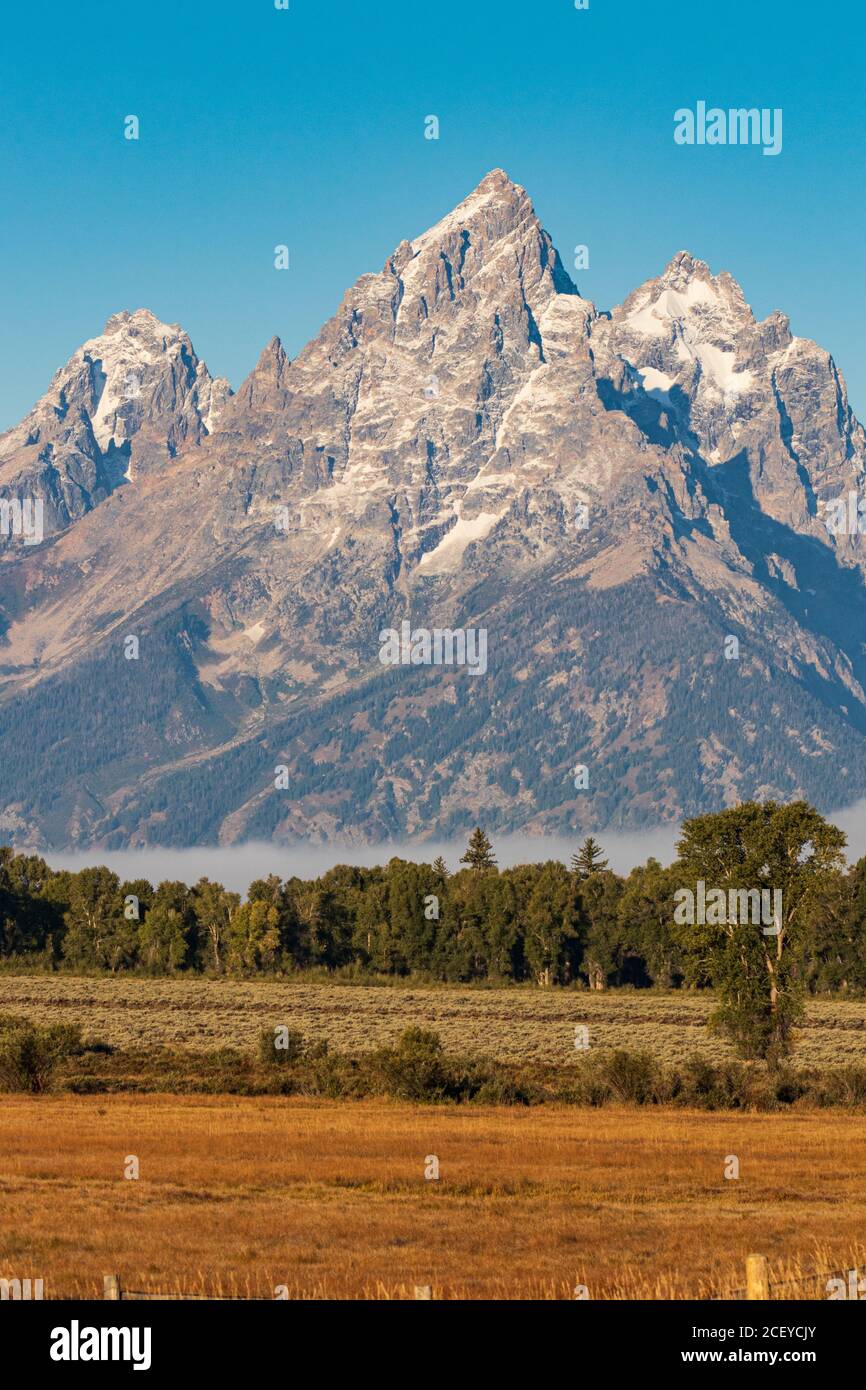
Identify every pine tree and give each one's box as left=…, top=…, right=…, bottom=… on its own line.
left=432, top=856, right=449, bottom=878
left=460, top=827, right=497, bottom=872
left=571, top=836, right=609, bottom=879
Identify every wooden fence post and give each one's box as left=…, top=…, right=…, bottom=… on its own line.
left=746, top=1254, right=769, bottom=1300
left=103, top=1274, right=121, bottom=1301
left=414, top=1285, right=432, bottom=1300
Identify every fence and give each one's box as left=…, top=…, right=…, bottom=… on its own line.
left=712, top=1254, right=857, bottom=1302
left=98, top=1259, right=851, bottom=1302
left=103, top=1275, right=258, bottom=1302
left=102, top=1275, right=438, bottom=1301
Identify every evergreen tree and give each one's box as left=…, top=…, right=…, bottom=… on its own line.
left=460, top=827, right=497, bottom=871
left=571, top=836, right=609, bottom=879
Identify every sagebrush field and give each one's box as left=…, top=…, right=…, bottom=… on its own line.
left=2, top=973, right=866, bottom=1067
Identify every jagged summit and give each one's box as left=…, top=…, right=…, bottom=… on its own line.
left=101, top=307, right=177, bottom=335
left=408, top=167, right=531, bottom=243
left=400, top=168, right=578, bottom=301
left=228, top=336, right=291, bottom=419
left=661, top=249, right=712, bottom=278
left=475, top=166, right=517, bottom=189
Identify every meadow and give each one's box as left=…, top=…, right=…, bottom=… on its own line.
left=4, top=975, right=866, bottom=1299
left=0, top=1093, right=864, bottom=1299
left=2, top=973, right=866, bottom=1068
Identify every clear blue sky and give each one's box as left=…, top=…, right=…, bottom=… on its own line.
left=1, top=0, right=863, bottom=429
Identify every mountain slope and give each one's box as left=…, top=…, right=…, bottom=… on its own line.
left=1, top=170, right=865, bottom=850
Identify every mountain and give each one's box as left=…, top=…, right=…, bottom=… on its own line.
left=0, top=309, right=230, bottom=535
left=1, top=168, right=865, bottom=851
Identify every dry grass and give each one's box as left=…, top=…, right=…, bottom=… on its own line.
left=2, top=974, right=866, bottom=1068
left=1, top=1094, right=866, bottom=1299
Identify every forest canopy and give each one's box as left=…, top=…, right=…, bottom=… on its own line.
left=1, top=804, right=864, bottom=1007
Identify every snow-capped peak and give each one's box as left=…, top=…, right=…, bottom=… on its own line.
left=72, top=310, right=198, bottom=449
left=0, top=308, right=230, bottom=530
left=598, top=252, right=759, bottom=407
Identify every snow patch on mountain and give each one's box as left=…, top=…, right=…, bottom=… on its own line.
left=687, top=341, right=753, bottom=396
left=626, top=278, right=718, bottom=336
left=417, top=507, right=506, bottom=574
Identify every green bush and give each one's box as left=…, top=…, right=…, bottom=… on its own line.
left=810, top=1065, right=866, bottom=1108
left=0, top=1017, right=83, bottom=1093
left=675, top=1055, right=753, bottom=1110
left=471, top=1074, right=533, bottom=1106
left=368, top=1028, right=452, bottom=1102
left=596, top=1049, right=665, bottom=1104
left=258, top=1027, right=307, bottom=1066
left=301, top=1052, right=359, bottom=1099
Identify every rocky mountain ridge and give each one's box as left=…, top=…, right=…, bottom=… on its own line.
left=1, top=169, right=864, bottom=850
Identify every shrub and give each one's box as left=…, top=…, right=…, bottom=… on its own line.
left=369, top=1028, right=451, bottom=1101
left=257, top=1027, right=306, bottom=1066
left=471, top=1074, right=533, bottom=1106
left=300, top=1052, right=358, bottom=1099
left=596, top=1049, right=664, bottom=1105
left=810, top=1065, right=866, bottom=1108
left=770, top=1068, right=808, bottom=1107
left=675, top=1055, right=753, bottom=1110
left=0, top=1017, right=83, bottom=1093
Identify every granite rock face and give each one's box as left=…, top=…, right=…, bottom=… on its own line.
left=0, top=308, right=230, bottom=535
left=1, top=171, right=865, bottom=849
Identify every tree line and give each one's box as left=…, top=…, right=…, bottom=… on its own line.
left=1, top=802, right=865, bottom=1058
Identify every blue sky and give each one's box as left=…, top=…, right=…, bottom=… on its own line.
left=1, top=0, right=863, bottom=429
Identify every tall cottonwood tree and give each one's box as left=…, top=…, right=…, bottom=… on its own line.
left=226, top=900, right=282, bottom=972
left=60, top=866, right=135, bottom=972
left=580, top=869, right=624, bottom=990
left=523, top=862, right=583, bottom=986
left=191, top=878, right=240, bottom=973
left=617, top=859, right=682, bottom=988
left=675, top=801, right=846, bottom=1061
left=0, top=849, right=61, bottom=958
left=137, top=881, right=194, bottom=973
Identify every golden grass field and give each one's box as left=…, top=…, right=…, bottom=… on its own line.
left=3, top=975, right=865, bottom=1299
left=3, top=973, right=866, bottom=1067
left=1, top=1093, right=865, bottom=1299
